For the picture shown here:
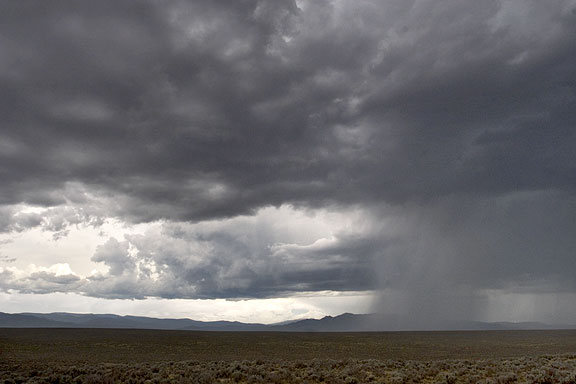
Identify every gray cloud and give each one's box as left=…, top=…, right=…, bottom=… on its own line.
left=0, top=213, right=376, bottom=299
left=3, top=0, right=573, bottom=219
left=1, top=0, right=575, bottom=308
left=0, top=202, right=104, bottom=239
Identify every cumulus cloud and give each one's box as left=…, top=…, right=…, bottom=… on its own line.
left=0, top=0, right=575, bottom=314
left=0, top=206, right=376, bottom=299
left=0, top=263, right=83, bottom=295
left=0, top=201, right=105, bottom=239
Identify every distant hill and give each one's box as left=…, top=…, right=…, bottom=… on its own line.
left=0, top=312, right=70, bottom=328
left=272, top=313, right=567, bottom=332
left=1, top=312, right=572, bottom=331
left=270, top=313, right=401, bottom=332
left=17, top=312, right=268, bottom=331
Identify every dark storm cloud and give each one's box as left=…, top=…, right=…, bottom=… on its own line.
left=2, top=0, right=575, bottom=216
left=1, top=0, right=576, bottom=302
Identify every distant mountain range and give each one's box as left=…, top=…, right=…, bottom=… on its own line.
left=0, top=312, right=573, bottom=331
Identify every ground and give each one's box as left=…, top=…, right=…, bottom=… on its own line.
left=1, top=329, right=576, bottom=383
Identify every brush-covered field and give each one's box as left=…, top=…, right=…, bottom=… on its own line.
left=1, top=329, right=576, bottom=383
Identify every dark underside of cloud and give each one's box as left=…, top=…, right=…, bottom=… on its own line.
left=0, top=0, right=575, bottom=311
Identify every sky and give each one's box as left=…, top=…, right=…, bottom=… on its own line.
left=0, top=0, right=575, bottom=326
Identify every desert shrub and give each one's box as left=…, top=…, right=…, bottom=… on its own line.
left=4, top=355, right=576, bottom=384
left=495, top=372, right=518, bottom=383
left=83, top=374, right=114, bottom=384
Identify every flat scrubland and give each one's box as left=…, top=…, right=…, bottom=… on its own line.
left=1, top=329, right=576, bottom=383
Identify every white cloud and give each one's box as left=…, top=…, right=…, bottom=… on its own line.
left=0, top=205, right=377, bottom=300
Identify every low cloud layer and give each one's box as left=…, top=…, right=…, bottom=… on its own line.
left=1, top=0, right=575, bottom=319
left=0, top=207, right=377, bottom=299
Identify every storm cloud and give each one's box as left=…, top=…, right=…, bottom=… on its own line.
left=1, top=0, right=575, bottom=315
